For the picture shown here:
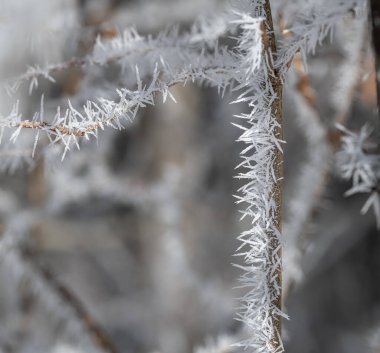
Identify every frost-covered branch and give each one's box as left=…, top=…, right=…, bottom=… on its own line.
left=336, top=125, right=380, bottom=228
left=276, top=0, right=366, bottom=76
left=1, top=48, right=236, bottom=160
left=0, top=1, right=263, bottom=163
left=4, top=9, right=240, bottom=95
left=232, top=1, right=285, bottom=352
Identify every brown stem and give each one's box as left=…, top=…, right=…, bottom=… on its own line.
left=20, top=246, right=119, bottom=353
left=370, top=0, right=380, bottom=125
left=16, top=120, right=101, bottom=137
left=0, top=227, right=118, bottom=353
left=263, top=1, right=283, bottom=351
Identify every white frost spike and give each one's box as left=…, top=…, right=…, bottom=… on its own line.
left=168, top=89, right=177, bottom=103
left=32, top=130, right=40, bottom=158
left=40, top=94, right=45, bottom=121
left=136, top=65, right=142, bottom=91
left=361, top=192, right=380, bottom=229
left=232, top=12, right=263, bottom=80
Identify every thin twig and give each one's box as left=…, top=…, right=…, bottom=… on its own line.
left=263, top=1, right=283, bottom=351
left=16, top=120, right=101, bottom=137
left=22, top=246, right=119, bottom=353
left=0, top=230, right=118, bottom=353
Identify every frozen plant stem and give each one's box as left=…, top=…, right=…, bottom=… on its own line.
left=237, top=1, right=284, bottom=351
left=263, top=0, right=283, bottom=350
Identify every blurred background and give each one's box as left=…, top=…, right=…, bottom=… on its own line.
left=0, top=1, right=379, bottom=353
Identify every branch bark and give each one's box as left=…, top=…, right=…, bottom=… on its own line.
left=263, top=1, right=283, bottom=351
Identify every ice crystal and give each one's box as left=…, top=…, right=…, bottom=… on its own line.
left=336, top=125, right=380, bottom=228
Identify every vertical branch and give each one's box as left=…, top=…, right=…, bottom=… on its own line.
left=263, top=1, right=283, bottom=351
left=370, top=0, right=380, bottom=124
left=235, top=2, right=284, bottom=351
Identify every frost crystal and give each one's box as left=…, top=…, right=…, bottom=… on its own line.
left=336, top=125, right=380, bottom=228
